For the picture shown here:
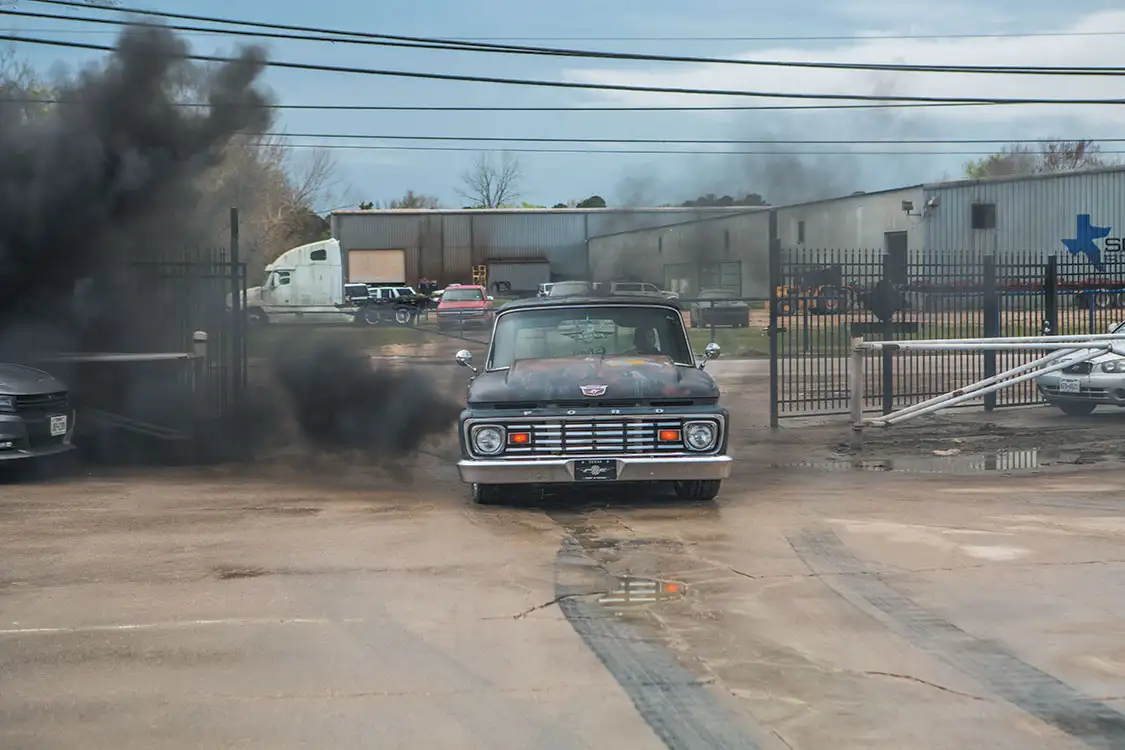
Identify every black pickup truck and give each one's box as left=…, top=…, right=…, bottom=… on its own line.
left=452, top=294, right=731, bottom=504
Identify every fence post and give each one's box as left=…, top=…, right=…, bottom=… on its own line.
left=982, top=254, right=998, bottom=412
left=767, top=211, right=780, bottom=429
left=880, top=254, right=894, bottom=415
left=1044, top=255, right=1058, bottom=336
left=228, top=207, right=243, bottom=415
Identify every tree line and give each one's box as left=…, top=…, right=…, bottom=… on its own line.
left=371, top=139, right=1109, bottom=213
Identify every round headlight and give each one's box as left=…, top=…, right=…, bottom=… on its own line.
left=471, top=425, right=505, bottom=455
left=683, top=421, right=717, bottom=451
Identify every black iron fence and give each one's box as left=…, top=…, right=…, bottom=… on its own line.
left=769, top=247, right=1125, bottom=424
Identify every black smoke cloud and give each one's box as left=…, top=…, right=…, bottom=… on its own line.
left=0, top=24, right=272, bottom=353
left=259, top=338, right=461, bottom=457
left=0, top=26, right=459, bottom=464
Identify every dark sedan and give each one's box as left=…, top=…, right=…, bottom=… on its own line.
left=688, top=288, right=751, bottom=328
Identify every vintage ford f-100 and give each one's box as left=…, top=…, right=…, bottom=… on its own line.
left=454, top=294, right=731, bottom=504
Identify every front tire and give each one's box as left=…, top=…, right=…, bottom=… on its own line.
left=471, top=483, right=515, bottom=505
left=394, top=307, right=414, bottom=326
left=1057, top=401, right=1097, bottom=417
left=673, top=479, right=722, bottom=502
left=245, top=307, right=268, bottom=326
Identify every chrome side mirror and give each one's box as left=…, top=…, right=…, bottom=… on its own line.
left=699, top=342, right=720, bottom=369
left=455, top=349, right=477, bottom=374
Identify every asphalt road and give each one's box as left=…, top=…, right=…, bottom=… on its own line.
left=5, top=364, right=1125, bottom=749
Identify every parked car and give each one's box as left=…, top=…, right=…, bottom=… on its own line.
left=452, top=295, right=731, bottom=505
left=437, top=284, right=494, bottom=331
left=355, top=285, right=431, bottom=326
left=689, top=288, right=751, bottom=328
left=1036, top=320, right=1125, bottom=416
left=609, top=281, right=679, bottom=300
left=0, top=363, right=76, bottom=463
left=547, top=280, right=597, bottom=297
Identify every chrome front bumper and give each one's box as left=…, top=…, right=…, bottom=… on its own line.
left=457, top=455, right=733, bottom=484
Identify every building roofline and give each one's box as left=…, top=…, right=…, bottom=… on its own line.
left=587, top=207, right=770, bottom=240
left=773, top=185, right=924, bottom=211
left=330, top=206, right=756, bottom=216
left=922, top=163, right=1125, bottom=191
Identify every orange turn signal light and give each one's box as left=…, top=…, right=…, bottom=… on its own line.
left=658, top=429, right=681, bottom=442
left=510, top=432, right=530, bottom=445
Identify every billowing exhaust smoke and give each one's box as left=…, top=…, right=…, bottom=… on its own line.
left=0, top=25, right=461, bottom=465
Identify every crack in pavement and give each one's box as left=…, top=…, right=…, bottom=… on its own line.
left=862, top=671, right=990, bottom=702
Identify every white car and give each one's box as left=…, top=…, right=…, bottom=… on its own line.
left=1035, top=320, right=1125, bottom=416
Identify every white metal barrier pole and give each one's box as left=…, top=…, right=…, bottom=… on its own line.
left=871, top=334, right=1125, bottom=346
left=864, top=348, right=1071, bottom=424
left=850, top=336, right=864, bottom=447
left=871, top=347, right=1107, bottom=426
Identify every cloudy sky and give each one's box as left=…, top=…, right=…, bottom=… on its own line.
left=7, top=0, right=1125, bottom=208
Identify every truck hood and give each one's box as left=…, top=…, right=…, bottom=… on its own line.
left=468, top=355, right=718, bottom=405
left=0, top=363, right=67, bottom=395
left=440, top=300, right=488, bottom=310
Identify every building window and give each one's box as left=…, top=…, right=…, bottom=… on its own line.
left=797, top=220, right=806, bottom=244
left=971, top=203, right=996, bottom=230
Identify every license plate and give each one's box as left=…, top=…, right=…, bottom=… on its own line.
left=49, top=415, right=67, bottom=436
left=574, top=459, right=618, bottom=481
left=1059, top=378, right=1081, bottom=394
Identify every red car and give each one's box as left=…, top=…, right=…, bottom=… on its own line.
left=437, top=285, right=494, bottom=331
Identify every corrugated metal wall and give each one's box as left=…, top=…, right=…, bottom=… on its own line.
left=922, top=168, right=1125, bottom=266
left=774, top=187, right=924, bottom=252
left=331, top=208, right=749, bottom=287
left=587, top=211, right=771, bottom=297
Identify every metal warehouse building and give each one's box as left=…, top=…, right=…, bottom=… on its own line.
left=329, top=207, right=749, bottom=294
left=587, top=208, right=772, bottom=298
left=775, top=165, right=1125, bottom=267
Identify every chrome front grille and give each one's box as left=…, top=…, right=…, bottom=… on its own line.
left=470, top=415, right=721, bottom=458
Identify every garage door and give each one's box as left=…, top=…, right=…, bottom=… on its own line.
left=348, top=249, right=406, bottom=283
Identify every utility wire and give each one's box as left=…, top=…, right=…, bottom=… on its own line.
left=5, top=32, right=1125, bottom=105
left=244, top=142, right=1125, bottom=156
left=10, top=18, right=1125, bottom=42
left=24, top=1, right=1125, bottom=76
left=260, top=133, right=1125, bottom=145
left=0, top=96, right=982, bottom=111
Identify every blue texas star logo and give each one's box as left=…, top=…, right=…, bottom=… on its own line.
left=1062, top=214, right=1112, bottom=270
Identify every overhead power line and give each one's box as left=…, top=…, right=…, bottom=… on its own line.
left=5, top=33, right=1125, bottom=106
left=241, top=142, right=1125, bottom=156
left=263, top=133, right=1125, bottom=146
left=0, top=96, right=982, bottom=111
left=24, top=0, right=1125, bottom=76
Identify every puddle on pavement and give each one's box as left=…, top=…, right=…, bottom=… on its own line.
left=598, top=576, right=685, bottom=609
left=775, top=447, right=1118, bottom=475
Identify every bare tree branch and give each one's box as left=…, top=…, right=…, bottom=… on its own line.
left=456, top=151, right=523, bottom=208
left=964, top=139, right=1113, bottom=179
left=381, top=190, right=442, bottom=209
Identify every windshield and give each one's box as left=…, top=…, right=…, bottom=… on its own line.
left=395, top=287, right=416, bottom=296
left=489, top=305, right=692, bottom=369
left=443, top=288, right=484, bottom=302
